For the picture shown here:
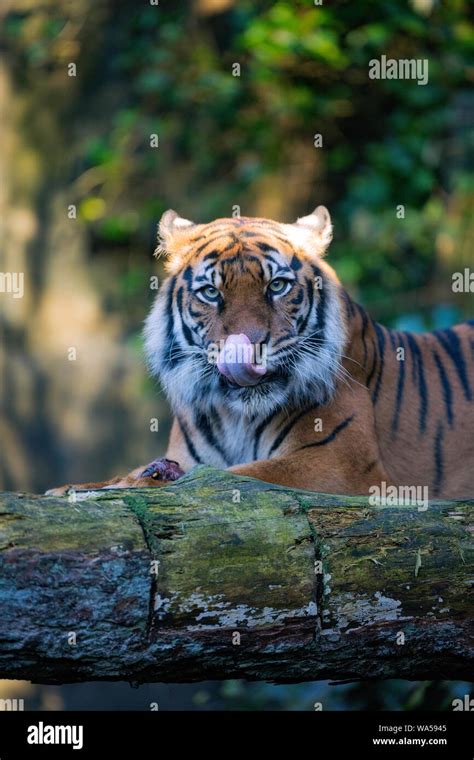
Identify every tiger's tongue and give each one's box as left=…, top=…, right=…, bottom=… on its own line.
left=216, top=334, right=267, bottom=387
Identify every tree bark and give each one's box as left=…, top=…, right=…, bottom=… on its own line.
left=0, top=466, right=472, bottom=684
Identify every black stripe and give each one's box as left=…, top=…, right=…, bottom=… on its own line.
left=221, top=253, right=244, bottom=269
left=202, top=250, right=220, bottom=262
left=298, top=415, right=354, bottom=450
left=194, top=411, right=230, bottom=465
left=188, top=307, right=205, bottom=325
left=245, top=259, right=266, bottom=283
left=243, top=253, right=265, bottom=267
left=371, top=324, right=386, bottom=404
left=290, top=289, right=304, bottom=305
left=257, top=251, right=280, bottom=268
left=268, top=407, right=314, bottom=457
left=209, top=406, right=223, bottom=434
left=177, top=415, right=202, bottom=464
left=341, top=288, right=356, bottom=319
left=433, top=328, right=472, bottom=401
left=222, top=238, right=240, bottom=254
left=273, top=332, right=294, bottom=348
left=356, top=304, right=369, bottom=368
left=366, top=337, right=378, bottom=388
left=312, top=265, right=327, bottom=336
left=405, top=333, right=428, bottom=433
left=433, top=422, right=444, bottom=496
left=432, top=350, right=454, bottom=427
left=290, top=254, right=302, bottom=271
left=255, top=242, right=277, bottom=253
left=193, top=233, right=238, bottom=254
left=182, top=266, right=193, bottom=284
left=253, top=411, right=278, bottom=460
left=391, top=332, right=406, bottom=435
left=297, top=278, right=315, bottom=335
left=194, top=237, right=224, bottom=255
left=163, top=276, right=183, bottom=370
left=176, top=287, right=196, bottom=346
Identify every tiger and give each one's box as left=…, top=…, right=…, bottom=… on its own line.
left=47, top=205, right=474, bottom=499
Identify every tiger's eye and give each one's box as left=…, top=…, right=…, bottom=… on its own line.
left=269, top=278, right=288, bottom=294
left=201, top=285, right=219, bottom=300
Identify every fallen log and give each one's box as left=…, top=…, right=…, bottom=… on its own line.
left=0, top=466, right=472, bottom=684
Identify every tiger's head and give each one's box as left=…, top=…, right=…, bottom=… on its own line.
left=145, top=206, right=346, bottom=418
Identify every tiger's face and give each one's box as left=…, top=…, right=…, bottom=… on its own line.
left=145, top=207, right=346, bottom=417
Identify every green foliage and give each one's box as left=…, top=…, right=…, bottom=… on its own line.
left=4, top=0, right=473, bottom=325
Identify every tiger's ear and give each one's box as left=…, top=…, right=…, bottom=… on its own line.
left=294, top=205, right=333, bottom=253
left=156, top=209, right=196, bottom=259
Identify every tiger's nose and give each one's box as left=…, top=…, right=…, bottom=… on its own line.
left=241, top=327, right=270, bottom=346
left=222, top=327, right=269, bottom=349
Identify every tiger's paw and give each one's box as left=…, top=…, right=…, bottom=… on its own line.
left=138, top=458, right=185, bottom=482
left=45, top=459, right=185, bottom=495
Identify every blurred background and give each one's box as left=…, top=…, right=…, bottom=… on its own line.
left=0, top=0, right=472, bottom=710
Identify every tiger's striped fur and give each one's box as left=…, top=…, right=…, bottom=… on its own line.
left=48, top=207, right=474, bottom=499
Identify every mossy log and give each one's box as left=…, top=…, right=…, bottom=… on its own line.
left=0, top=466, right=473, bottom=684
